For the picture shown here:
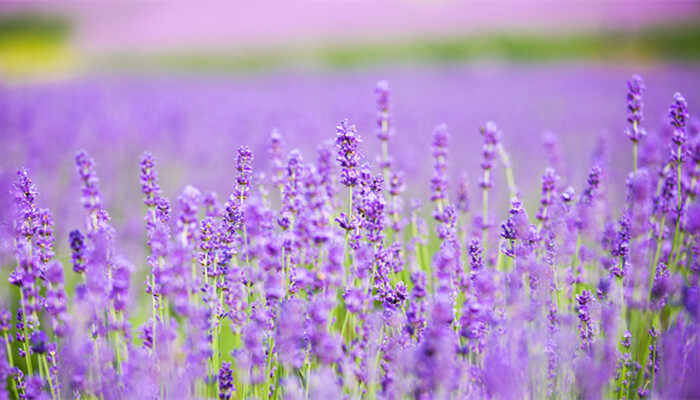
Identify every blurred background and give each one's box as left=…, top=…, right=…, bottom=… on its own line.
left=1, top=2, right=699, bottom=77
left=1, top=1, right=700, bottom=262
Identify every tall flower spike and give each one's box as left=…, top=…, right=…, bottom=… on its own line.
left=669, top=92, right=690, bottom=164
left=269, top=128, right=285, bottom=190
left=139, top=152, right=161, bottom=209
left=235, top=145, right=253, bottom=203
left=75, top=150, right=109, bottom=233
left=139, top=152, right=170, bottom=230
left=431, top=123, right=450, bottom=221
left=387, top=170, right=406, bottom=232
left=669, top=92, right=690, bottom=132
left=177, top=185, right=202, bottom=248
left=375, top=80, right=394, bottom=172
left=336, top=119, right=362, bottom=188
left=69, top=229, right=86, bottom=274
left=375, top=80, right=393, bottom=141
left=536, top=168, right=560, bottom=224
left=626, top=74, right=646, bottom=142
left=479, top=121, right=502, bottom=244
left=218, top=361, right=235, bottom=399
left=12, top=168, right=39, bottom=239
left=480, top=121, right=501, bottom=188
left=456, top=172, right=470, bottom=214
left=468, top=238, right=484, bottom=272
left=35, top=208, right=55, bottom=264
left=579, top=165, right=602, bottom=206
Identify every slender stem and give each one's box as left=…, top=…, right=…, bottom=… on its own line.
left=499, top=145, right=517, bottom=198
left=381, top=140, right=390, bottom=188
left=669, top=152, right=684, bottom=263
left=3, top=332, right=19, bottom=399
left=651, top=214, right=666, bottom=291
left=19, top=290, right=33, bottom=375
left=342, top=187, right=354, bottom=285
left=42, top=355, right=57, bottom=400
left=482, top=170, right=490, bottom=248
left=570, top=234, right=581, bottom=311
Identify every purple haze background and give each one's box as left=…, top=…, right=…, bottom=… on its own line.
left=1, top=63, right=699, bottom=261
left=1, top=2, right=698, bottom=53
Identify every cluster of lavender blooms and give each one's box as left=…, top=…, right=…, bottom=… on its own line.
left=1, top=76, right=699, bottom=400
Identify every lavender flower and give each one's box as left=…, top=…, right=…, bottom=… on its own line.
left=235, top=145, right=253, bottom=202
left=269, top=128, right=286, bottom=189
left=536, top=168, right=559, bottom=224
left=336, top=119, right=362, bottom=188
left=669, top=92, right=690, bottom=164
left=139, top=151, right=170, bottom=230
left=218, top=361, right=235, bottom=399
left=12, top=168, right=38, bottom=239
left=626, top=74, right=646, bottom=142
left=69, top=229, right=86, bottom=274
left=431, top=123, right=450, bottom=220
left=176, top=185, right=202, bottom=247
left=456, top=172, right=470, bottom=214
left=1, top=76, right=697, bottom=400
left=35, top=208, right=55, bottom=264
left=576, top=290, right=594, bottom=353
left=75, top=150, right=110, bottom=232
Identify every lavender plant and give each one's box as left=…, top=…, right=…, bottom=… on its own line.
left=0, top=76, right=699, bottom=400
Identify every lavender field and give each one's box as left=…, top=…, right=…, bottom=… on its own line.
left=1, top=63, right=700, bottom=399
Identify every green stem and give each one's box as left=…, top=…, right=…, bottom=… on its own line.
left=381, top=140, right=390, bottom=188
left=570, top=234, right=581, bottom=310
left=669, top=153, right=684, bottom=263
left=42, top=355, right=57, bottom=400
left=3, top=332, right=19, bottom=399
left=17, top=290, right=33, bottom=377
left=342, top=187, right=354, bottom=285
left=499, top=145, right=517, bottom=198
left=650, top=214, right=666, bottom=297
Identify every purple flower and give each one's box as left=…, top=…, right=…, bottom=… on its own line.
left=626, top=74, right=646, bottom=142
left=456, top=172, right=470, bottom=214
left=35, top=208, right=55, bottom=264
left=110, top=257, right=133, bottom=313
left=69, top=229, right=86, bottom=274
left=430, top=123, right=450, bottom=219
left=576, top=290, right=595, bottom=353
left=234, top=145, right=253, bottom=201
left=268, top=128, right=286, bottom=188
left=336, top=119, right=362, bottom=188
left=669, top=92, right=690, bottom=132
left=12, top=168, right=38, bottom=239
left=536, top=168, right=559, bottom=223
left=75, top=150, right=110, bottom=232
left=375, top=80, right=393, bottom=141
left=386, top=171, right=406, bottom=231
left=139, top=152, right=170, bottom=230
left=44, top=259, right=70, bottom=336
left=360, top=189, right=386, bottom=245
left=669, top=92, right=690, bottom=164
left=343, top=287, right=369, bottom=314
left=275, top=299, right=306, bottom=369
left=29, top=331, right=48, bottom=354
left=579, top=165, right=602, bottom=206
left=468, top=239, right=484, bottom=271
left=139, top=152, right=162, bottom=208
left=218, top=361, right=235, bottom=400
left=176, top=185, right=202, bottom=247
left=479, top=121, right=501, bottom=188
left=501, top=197, right=528, bottom=258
